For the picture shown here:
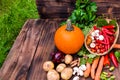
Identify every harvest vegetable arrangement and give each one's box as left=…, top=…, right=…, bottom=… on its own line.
left=42, top=0, right=120, bottom=80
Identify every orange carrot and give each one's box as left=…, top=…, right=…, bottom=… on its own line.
left=91, top=57, right=100, bottom=79
left=95, top=56, right=104, bottom=80
left=84, top=62, right=91, bottom=78
left=113, top=44, right=120, bottom=49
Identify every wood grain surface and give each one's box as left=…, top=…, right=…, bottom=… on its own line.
left=0, top=19, right=120, bottom=80
left=0, top=0, right=120, bottom=80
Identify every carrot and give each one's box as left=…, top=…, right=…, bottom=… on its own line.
left=84, top=62, right=91, bottom=78
left=113, top=44, right=120, bottom=49
left=91, top=57, right=100, bottom=79
left=94, top=56, right=104, bottom=80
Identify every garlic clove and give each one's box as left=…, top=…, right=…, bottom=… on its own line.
left=95, top=33, right=99, bottom=37
left=98, top=35, right=104, bottom=40
left=94, top=30, right=100, bottom=33
left=90, top=43, right=96, bottom=48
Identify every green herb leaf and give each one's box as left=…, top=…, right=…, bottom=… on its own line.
left=77, top=46, right=89, bottom=56
left=96, top=18, right=108, bottom=27
left=87, top=58, right=93, bottom=64
left=87, top=54, right=96, bottom=58
left=80, top=58, right=87, bottom=65
left=109, top=20, right=117, bottom=27
left=69, top=0, right=97, bottom=27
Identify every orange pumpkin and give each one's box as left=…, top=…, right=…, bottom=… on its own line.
left=54, top=19, right=84, bottom=54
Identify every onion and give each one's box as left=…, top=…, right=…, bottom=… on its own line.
left=51, top=51, right=65, bottom=63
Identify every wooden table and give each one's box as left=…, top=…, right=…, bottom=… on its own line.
left=0, top=19, right=120, bottom=80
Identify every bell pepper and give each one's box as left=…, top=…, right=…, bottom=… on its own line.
left=103, top=54, right=110, bottom=66
left=109, top=51, right=118, bottom=67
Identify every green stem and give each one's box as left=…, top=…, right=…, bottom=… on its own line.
left=66, top=19, right=74, bottom=31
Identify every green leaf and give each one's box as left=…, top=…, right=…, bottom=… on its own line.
left=77, top=46, right=90, bottom=56
left=90, top=2, right=97, bottom=12
left=87, top=54, right=96, bottom=58
left=80, top=58, right=87, bottom=65
left=109, top=20, right=117, bottom=27
left=96, top=18, right=108, bottom=27
left=87, top=58, right=93, bottom=64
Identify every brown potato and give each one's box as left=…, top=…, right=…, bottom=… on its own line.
left=61, top=67, right=73, bottom=80
left=56, top=63, right=66, bottom=72
left=43, top=61, right=54, bottom=71
left=65, top=54, right=73, bottom=64
left=47, top=69, right=60, bottom=80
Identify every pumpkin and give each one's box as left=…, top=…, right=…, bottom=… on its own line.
left=54, top=19, right=84, bottom=54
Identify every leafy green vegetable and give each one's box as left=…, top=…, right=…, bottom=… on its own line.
left=87, top=58, right=94, bottom=64
left=87, top=54, right=96, bottom=58
left=114, top=51, right=120, bottom=62
left=109, top=20, right=117, bottom=31
left=109, top=20, right=117, bottom=27
left=96, top=18, right=108, bottom=27
left=68, top=0, right=97, bottom=28
left=77, top=46, right=88, bottom=56
left=80, top=58, right=87, bottom=65
left=77, top=46, right=96, bottom=64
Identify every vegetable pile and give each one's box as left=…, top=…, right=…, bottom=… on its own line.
left=42, top=0, right=120, bottom=80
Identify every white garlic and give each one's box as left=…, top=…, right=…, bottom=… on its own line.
left=73, top=76, right=79, bottom=80
left=95, top=33, right=99, bottom=37
left=91, top=32, right=96, bottom=36
left=90, top=43, right=96, bottom=48
left=98, top=35, right=104, bottom=40
left=94, top=30, right=100, bottom=33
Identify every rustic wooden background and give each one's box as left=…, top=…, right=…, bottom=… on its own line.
left=0, top=0, right=120, bottom=80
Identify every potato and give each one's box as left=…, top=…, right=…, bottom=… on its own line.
left=65, top=55, right=73, bottom=64
left=47, top=69, right=60, bottom=80
left=61, top=67, right=73, bottom=79
left=56, top=63, right=66, bottom=72
left=43, top=61, right=54, bottom=71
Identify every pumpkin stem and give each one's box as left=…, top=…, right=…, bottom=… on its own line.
left=66, top=19, right=74, bottom=31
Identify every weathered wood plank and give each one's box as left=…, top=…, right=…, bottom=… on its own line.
left=0, top=0, right=120, bottom=80
left=27, top=19, right=60, bottom=80
left=0, top=19, right=44, bottom=80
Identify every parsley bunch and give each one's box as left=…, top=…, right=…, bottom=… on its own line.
left=69, top=0, right=97, bottom=28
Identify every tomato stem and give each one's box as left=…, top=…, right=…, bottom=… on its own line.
left=66, top=19, right=74, bottom=31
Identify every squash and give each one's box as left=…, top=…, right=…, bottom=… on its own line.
left=54, top=19, right=84, bottom=54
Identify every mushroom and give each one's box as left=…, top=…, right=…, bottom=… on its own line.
left=73, top=76, right=79, bottom=80
left=77, top=69, right=84, bottom=76
left=73, top=67, right=79, bottom=75
left=79, top=64, right=87, bottom=71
